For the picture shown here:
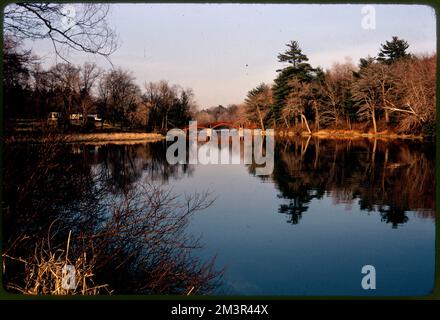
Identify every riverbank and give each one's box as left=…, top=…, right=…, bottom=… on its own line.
left=65, top=132, right=164, bottom=143
left=5, top=132, right=165, bottom=144
left=277, top=129, right=426, bottom=140
left=5, top=129, right=430, bottom=144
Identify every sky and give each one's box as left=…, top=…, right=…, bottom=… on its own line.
left=26, top=4, right=437, bottom=108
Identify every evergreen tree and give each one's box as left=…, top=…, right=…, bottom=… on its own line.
left=277, top=41, right=309, bottom=68
left=358, top=56, right=376, bottom=70
left=377, top=36, right=410, bottom=64
left=271, top=41, right=314, bottom=126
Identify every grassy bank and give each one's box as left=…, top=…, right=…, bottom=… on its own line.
left=5, top=132, right=165, bottom=144
left=64, top=132, right=164, bottom=143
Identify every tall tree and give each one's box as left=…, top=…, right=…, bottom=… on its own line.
left=377, top=36, right=410, bottom=64
left=282, top=78, right=311, bottom=132
left=78, top=62, right=102, bottom=125
left=98, top=69, right=141, bottom=129
left=321, top=61, right=356, bottom=128
left=277, top=41, right=309, bottom=68
left=271, top=40, right=314, bottom=126
left=351, top=63, right=383, bottom=133
left=48, top=63, right=81, bottom=128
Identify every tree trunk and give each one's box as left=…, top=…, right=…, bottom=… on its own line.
left=256, top=105, right=265, bottom=130
left=381, top=85, right=389, bottom=124
left=346, top=115, right=351, bottom=130
left=314, top=102, right=319, bottom=132
left=371, top=107, right=377, bottom=133
left=300, top=113, right=311, bottom=134
left=384, top=109, right=389, bottom=124
left=283, top=115, right=289, bottom=128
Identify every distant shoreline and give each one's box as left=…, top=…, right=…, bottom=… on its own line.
left=64, top=132, right=165, bottom=143
left=278, top=129, right=427, bottom=140
left=5, top=129, right=430, bottom=145
left=5, top=132, right=165, bottom=144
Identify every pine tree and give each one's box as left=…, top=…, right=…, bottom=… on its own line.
left=377, top=36, right=410, bottom=64
left=358, top=56, right=376, bottom=69
left=277, top=41, right=309, bottom=67
left=271, top=41, right=314, bottom=126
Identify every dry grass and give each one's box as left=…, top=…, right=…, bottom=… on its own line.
left=64, top=132, right=164, bottom=143
left=3, top=230, right=111, bottom=295
left=4, top=132, right=164, bottom=144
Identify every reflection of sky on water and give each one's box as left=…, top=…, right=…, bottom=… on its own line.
left=165, top=151, right=435, bottom=296
left=84, top=138, right=435, bottom=296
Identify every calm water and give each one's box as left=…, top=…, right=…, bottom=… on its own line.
left=5, top=136, right=436, bottom=296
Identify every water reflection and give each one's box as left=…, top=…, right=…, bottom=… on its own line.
left=3, top=140, right=209, bottom=294
left=72, top=143, right=195, bottom=192
left=72, top=137, right=435, bottom=228
left=4, top=136, right=435, bottom=295
left=266, top=137, right=435, bottom=228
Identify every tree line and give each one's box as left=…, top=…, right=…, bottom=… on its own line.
left=194, top=37, right=436, bottom=135
left=3, top=37, right=196, bottom=132
left=244, top=37, right=436, bottom=135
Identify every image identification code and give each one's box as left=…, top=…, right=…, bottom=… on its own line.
left=171, top=304, right=269, bottom=317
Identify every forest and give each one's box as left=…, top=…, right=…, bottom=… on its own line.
left=4, top=34, right=436, bottom=136
left=196, top=37, right=436, bottom=136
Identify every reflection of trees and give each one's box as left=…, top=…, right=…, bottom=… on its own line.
left=73, top=142, right=195, bottom=192
left=3, top=139, right=218, bottom=295
left=143, top=142, right=195, bottom=182
left=3, top=139, right=104, bottom=288
left=265, top=137, right=435, bottom=227
left=378, top=206, right=409, bottom=228
left=278, top=198, right=309, bottom=225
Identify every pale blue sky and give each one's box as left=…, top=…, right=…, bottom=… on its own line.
left=28, top=4, right=436, bottom=108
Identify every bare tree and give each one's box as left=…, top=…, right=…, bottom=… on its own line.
left=98, top=68, right=141, bottom=129
left=78, top=62, right=102, bottom=124
left=388, top=55, right=436, bottom=132
left=245, top=83, right=272, bottom=130
left=4, top=3, right=118, bottom=61
left=283, top=78, right=311, bottom=132
left=351, top=63, right=383, bottom=133
left=142, top=81, right=194, bottom=131
left=48, top=63, right=81, bottom=128
left=321, top=61, right=355, bottom=128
